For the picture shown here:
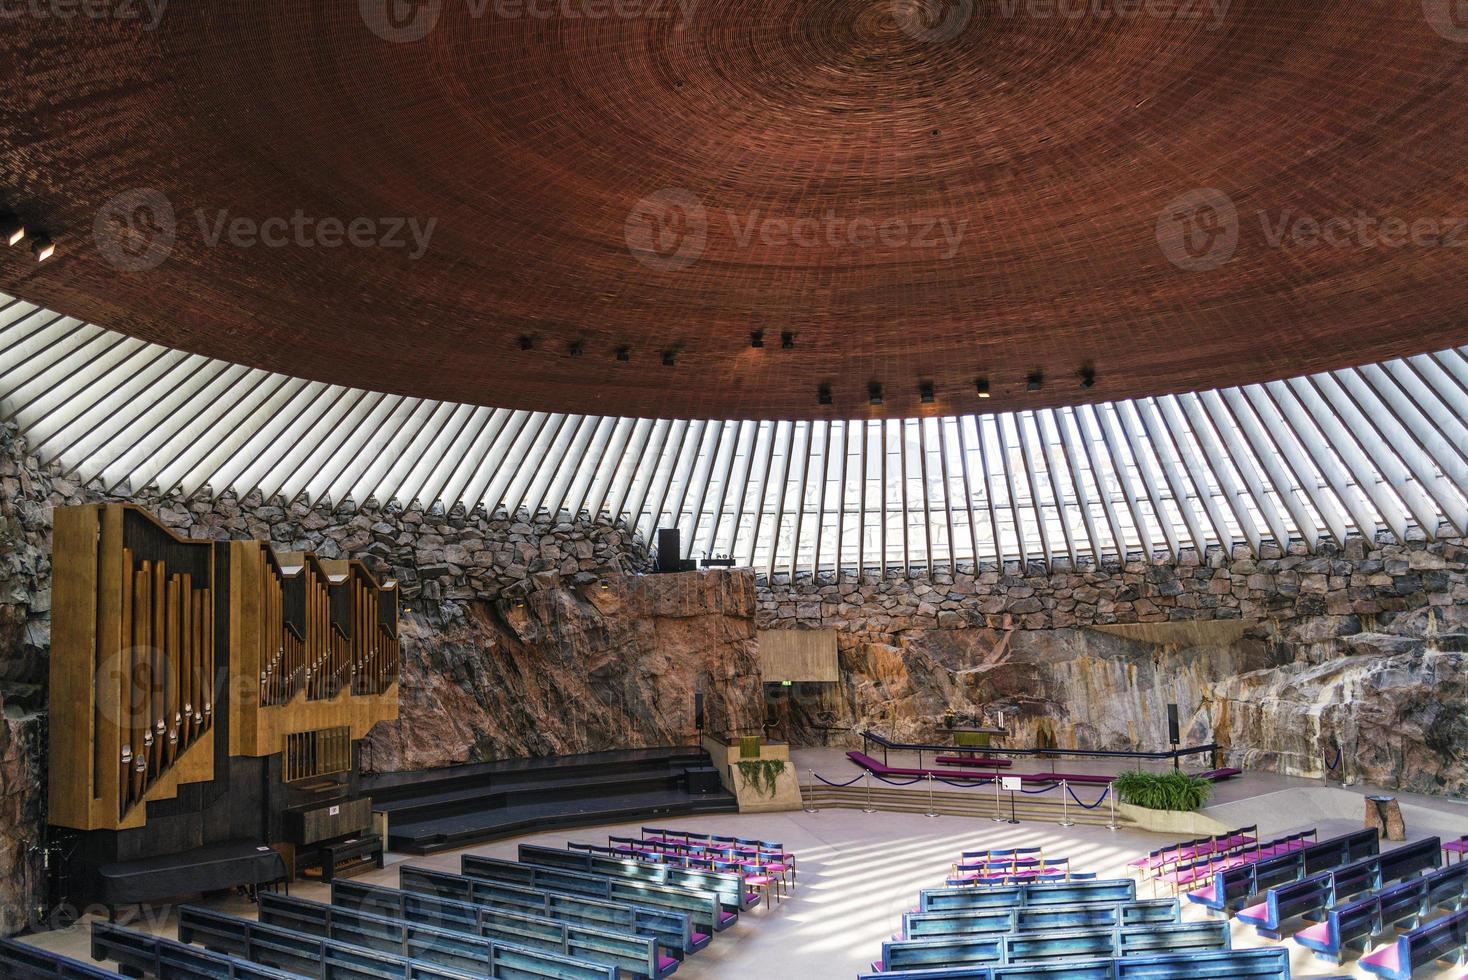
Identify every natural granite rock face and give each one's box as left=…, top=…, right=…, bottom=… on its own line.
left=362, top=569, right=763, bottom=770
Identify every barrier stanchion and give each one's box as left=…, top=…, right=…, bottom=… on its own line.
left=862, top=772, right=876, bottom=814
left=925, top=774, right=939, bottom=818
left=991, top=773, right=1005, bottom=823
left=1107, top=781, right=1120, bottom=831
left=1058, top=779, right=1075, bottom=827
left=804, top=770, right=817, bottom=813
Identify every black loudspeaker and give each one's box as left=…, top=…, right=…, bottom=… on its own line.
left=694, top=693, right=705, bottom=732
left=1167, top=703, right=1180, bottom=745
left=657, top=529, right=682, bottom=572
left=685, top=767, right=721, bottom=794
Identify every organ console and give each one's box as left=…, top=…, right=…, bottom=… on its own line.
left=47, top=505, right=399, bottom=908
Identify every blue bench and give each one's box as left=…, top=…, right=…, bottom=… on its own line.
left=89, top=921, right=386, bottom=980
left=862, top=946, right=1342, bottom=979
left=902, top=900, right=1179, bottom=940
left=1187, top=828, right=1379, bottom=914
left=921, top=879, right=1136, bottom=913
left=395, top=865, right=703, bottom=954
left=1293, top=861, right=1468, bottom=965
left=178, top=903, right=615, bottom=980
left=454, top=854, right=732, bottom=935
left=1238, top=837, right=1443, bottom=940
left=1359, top=904, right=1468, bottom=979
left=330, top=879, right=677, bottom=975
left=264, top=889, right=678, bottom=979
left=514, top=843, right=758, bottom=912
left=878, top=922, right=1228, bottom=971
left=0, top=938, right=123, bottom=979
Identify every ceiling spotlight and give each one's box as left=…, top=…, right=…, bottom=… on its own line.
left=615, top=346, right=631, bottom=362
left=518, top=335, right=534, bottom=351
left=661, top=350, right=676, bottom=366
left=0, top=214, right=24, bottom=247
left=868, top=381, right=883, bottom=406
left=818, top=383, right=832, bottom=406
left=919, top=381, right=935, bottom=405
left=750, top=331, right=764, bottom=349
left=1026, top=371, right=1044, bottom=391
left=780, top=331, right=795, bottom=349
left=30, top=234, right=54, bottom=262
left=975, top=377, right=991, bottom=399
left=1079, top=365, right=1096, bottom=389
left=568, top=341, right=584, bottom=358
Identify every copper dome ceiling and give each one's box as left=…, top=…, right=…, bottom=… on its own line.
left=0, top=1, right=1466, bottom=420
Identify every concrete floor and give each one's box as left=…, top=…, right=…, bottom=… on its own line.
left=18, top=767, right=1468, bottom=979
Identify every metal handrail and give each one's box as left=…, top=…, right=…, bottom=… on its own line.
left=859, top=729, right=1218, bottom=766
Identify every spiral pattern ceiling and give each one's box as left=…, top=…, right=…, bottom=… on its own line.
left=5, top=293, right=1466, bottom=579
left=1, top=3, right=1466, bottom=420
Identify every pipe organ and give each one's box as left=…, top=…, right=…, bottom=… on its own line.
left=49, top=505, right=399, bottom=849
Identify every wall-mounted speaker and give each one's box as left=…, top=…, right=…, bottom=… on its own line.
left=657, top=529, right=682, bottom=573
left=694, top=692, right=705, bottom=732
left=1167, top=703, right=1180, bottom=745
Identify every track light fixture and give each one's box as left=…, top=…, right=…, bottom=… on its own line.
left=919, top=381, right=935, bottom=404
left=868, top=381, right=883, bottom=406
left=1079, top=364, right=1096, bottom=389
left=518, top=335, right=534, bottom=351
left=661, top=350, right=676, bottom=366
left=818, top=383, right=832, bottom=405
left=30, top=234, right=54, bottom=262
left=750, top=331, right=764, bottom=348
left=615, top=346, right=631, bottom=361
left=1026, top=370, right=1044, bottom=391
left=0, top=213, right=24, bottom=247
left=780, top=331, right=795, bottom=349
left=975, top=377, right=991, bottom=398
left=568, top=341, right=584, bottom=358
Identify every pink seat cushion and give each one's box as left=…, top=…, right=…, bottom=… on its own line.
left=1238, top=902, right=1269, bottom=923
left=657, top=954, right=679, bottom=974
left=1359, top=942, right=1401, bottom=973
left=691, top=931, right=709, bottom=945
left=1190, top=884, right=1218, bottom=903
left=1296, top=921, right=1331, bottom=945
left=719, top=911, right=736, bottom=925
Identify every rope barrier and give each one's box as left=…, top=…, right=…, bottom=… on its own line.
left=871, top=774, right=927, bottom=787
left=1323, top=747, right=1342, bottom=771
left=811, top=772, right=864, bottom=788
left=933, top=776, right=993, bottom=788
left=1066, top=785, right=1111, bottom=809
left=1020, top=783, right=1057, bottom=795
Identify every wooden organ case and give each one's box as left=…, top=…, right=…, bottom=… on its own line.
left=47, top=505, right=400, bottom=910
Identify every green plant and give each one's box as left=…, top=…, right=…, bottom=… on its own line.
left=1112, top=769, right=1212, bottom=812
left=735, top=759, right=786, bottom=797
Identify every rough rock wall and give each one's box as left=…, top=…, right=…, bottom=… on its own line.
left=761, top=545, right=1468, bottom=795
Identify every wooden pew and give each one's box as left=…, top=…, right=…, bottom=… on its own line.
left=902, top=899, right=1179, bottom=940
left=1186, top=829, right=1378, bottom=914
left=512, top=844, right=756, bottom=912
left=857, top=946, right=1354, bottom=980
left=271, top=889, right=678, bottom=978
left=395, top=866, right=704, bottom=954
left=920, top=879, right=1137, bottom=913
left=878, top=921, right=1229, bottom=971
left=1359, top=905, right=1468, bottom=979
left=457, top=854, right=732, bottom=935
left=90, top=922, right=310, bottom=980
left=177, top=904, right=615, bottom=980
left=1293, top=861, right=1468, bottom=965
left=0, top=938, right=124, bottom=979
